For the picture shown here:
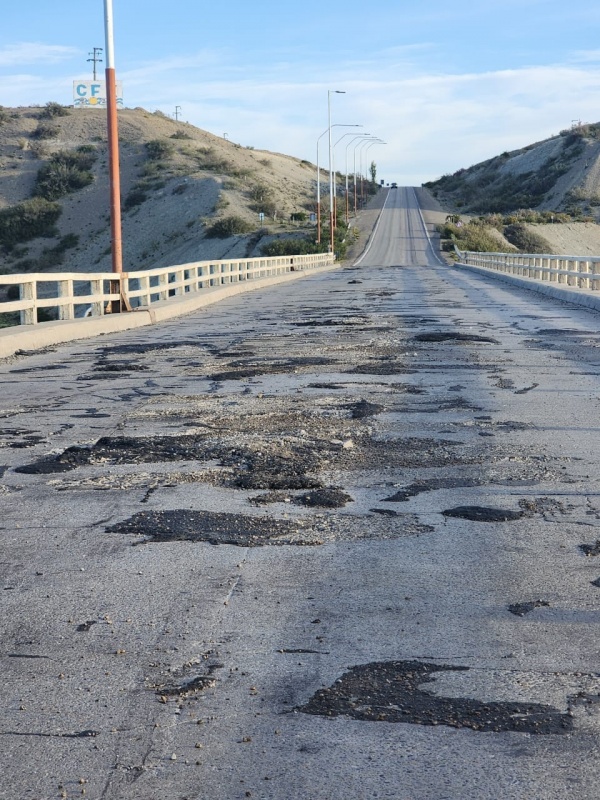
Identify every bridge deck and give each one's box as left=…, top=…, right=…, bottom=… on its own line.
left=2, top=187, right=600, bottom=799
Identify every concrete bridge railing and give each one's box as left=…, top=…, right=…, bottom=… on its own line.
left=455, top=249, right=600, bottom=291
left=0, top=252, right=335, bottom=327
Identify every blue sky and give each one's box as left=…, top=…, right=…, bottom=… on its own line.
left=2, top=1, right=600, bottom=184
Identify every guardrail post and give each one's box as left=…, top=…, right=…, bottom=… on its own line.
left=20, top=280, right=35, bottom=325
left=57, top=279, right=74, bottom=320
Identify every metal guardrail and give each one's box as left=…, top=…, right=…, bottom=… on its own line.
left=0, top=252, right=335, bottom=326
left=455, top=248, right=600, bottom=290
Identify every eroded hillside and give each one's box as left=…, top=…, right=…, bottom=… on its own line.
left=0, top=104, right=326, bottom=274
left=424, top=124, right=600, bottom=219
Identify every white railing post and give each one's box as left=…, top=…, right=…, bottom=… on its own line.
left=57, top=279, right=74, bottom=320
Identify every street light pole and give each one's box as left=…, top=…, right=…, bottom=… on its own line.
left=332, top=129, right=362, bottom=228
left=316, top=123, right=359, bottom=244
left=103, top=0, right=125, bottom=311
left=354, top=137, right=377, bottom=212
left=328, top=90, right=345, bottom=254
left=345, top=134, right=371, bottom=223
left=354, top=136, right=376, bottom=214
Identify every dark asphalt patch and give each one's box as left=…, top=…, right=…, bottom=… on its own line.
left=535, top=329, right=596, bottom=337
left=106, top=510, right=316, bottom=547
left=15, top=434, right=327, bottom=489
left=76, top=620, right=97, bottom=632
left=208, top=357, right=336, bottom=381
left=348, top=363, right=418, bottom=376
left=15, top=434, right=216, bottom=473
left=508, top=600, right=550, bottom=617
left=293, top=488, right=353, bottom=508
left=232, top=449, right=322, bottom=491
left=580, top=541, right=600, bottom=557
left=366, top=438, right=471, bottom=470
left=442, top=506, right=523, bottom=522
left=348, top=400, right=384, bottom=419
left=291, top=317, right=370, bottom=327
left=297, top=660, right=572, bottom=734
left=412, top=332, right=500, bottom=344
left=384, top=478, right=485, bottom=502
left=100, top=341, right=203, bottom=355
left=93, top=362, right=150, bottom=372
left=9, top=364, right=68, bottom=374
left=77, top=373, right=127, bottom=381
left=591, top=578, right=600, bottom=588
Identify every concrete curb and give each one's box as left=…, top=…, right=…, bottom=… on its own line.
left=453, top=261, right=600, bottom=314
left=0, top=262, right=339, bottom=360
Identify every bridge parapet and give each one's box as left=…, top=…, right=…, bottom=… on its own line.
left=456, top=248, right=600, bottom=291
left=0, top=252, right=335, bottom=327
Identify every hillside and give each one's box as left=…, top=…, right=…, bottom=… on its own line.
left=0, top=104, right=333, bottom=276
left=424, top=124, right=600, bottom=220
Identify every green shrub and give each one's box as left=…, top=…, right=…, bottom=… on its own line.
left=261, top=237, right=322, bottom=256
left=290, top=212, right=308, bottom=222
left=170, top=130, right=192, bottom=140
left=145, top=139, right=175, bottom=160
left=0, top=106, right=9, bottom=125
left=124, top=189, right=148, bottom=210
left=0, top=198, right=62, bottom=249
left=32, top=123, right=59, bottom=140
left=39, top=102, right=70, bottom=119
left=438, top=221, right=504, bottom=253
left=205, top=216, right=254, bottom=238
left=34, top=149, right=97, bottom=200
left=503, top=223, right=553, bottom=253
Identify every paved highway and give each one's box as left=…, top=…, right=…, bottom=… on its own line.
left=2, top=187, right=600, bottom=799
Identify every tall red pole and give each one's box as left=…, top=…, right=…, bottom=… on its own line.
left=104, top=0, right=127, bottom=312
left=105, top=66, right=122, bottom=276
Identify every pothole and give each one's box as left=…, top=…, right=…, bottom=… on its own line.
left=293, top=488, right=353, bottom=508
left=442, top=506, right=523, bottom=522
left=106, top=509, right=317, bottom=546
left=149, top=652, right=224, bottom=698
left=348, top=363, right=418, bottom=376
left=412, top=332, right=500, bottom=344
left=508, top=600, right=550, bottom=617
left=580, top=541, right=600, bottom=557
left=297, top=660, right=572, bottom=734
left=106, top=509, right=433, bottom=546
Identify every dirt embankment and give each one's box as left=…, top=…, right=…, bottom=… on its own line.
left=417, top=188, right=600, bottom=258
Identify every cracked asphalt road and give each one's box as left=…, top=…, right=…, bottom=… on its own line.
left=2, top=187, right=600, bottom=799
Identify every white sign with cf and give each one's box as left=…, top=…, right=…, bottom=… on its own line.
left=73, top=81, right=124, bottom=108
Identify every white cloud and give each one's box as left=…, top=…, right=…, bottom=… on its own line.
left=0, top=42, right=79, bottom=67
left=3, top=42, right=600, bottom=186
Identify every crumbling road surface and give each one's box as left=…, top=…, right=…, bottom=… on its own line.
left=3, top=187, right=600, bottom=799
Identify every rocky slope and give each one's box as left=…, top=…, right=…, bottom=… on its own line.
left=424, top=123, right=600, bottom=220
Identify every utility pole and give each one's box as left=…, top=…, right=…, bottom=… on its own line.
left=174, top=105, right=181, bottom=121
left=87, top=47, right=103, bottom=81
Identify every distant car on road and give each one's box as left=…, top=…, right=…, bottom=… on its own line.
left=391, top=182, right=397, bottom=188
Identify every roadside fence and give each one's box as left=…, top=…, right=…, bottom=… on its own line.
left=0, top=253, right=334, bottom=326
left=455, top=248, right=600, bottom=291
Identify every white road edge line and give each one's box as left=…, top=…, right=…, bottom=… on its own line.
left=353, top=189, right=392, bottom=267
left=411, top=187, right=448, bottom=267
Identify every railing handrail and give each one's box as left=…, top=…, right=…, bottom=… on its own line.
left=454, top=246, right=600, bottom=291
left=0, top=252, right=336, bottom=326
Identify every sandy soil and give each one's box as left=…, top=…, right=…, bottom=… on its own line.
left=0, top=106, right=325, bottom=274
